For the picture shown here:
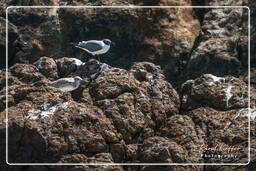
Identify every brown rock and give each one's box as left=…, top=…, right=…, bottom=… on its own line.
left=185, top=7, right=248, bottom=80
left=0, top=17, right=18, bottom=69
left=55, top=57, right=84, bottom=77
left=92, top=62, right=180, bottom=143
left=181, top=74, right=248, bottom=111
left=160, top=115, right=205, bottom=163
left=187, top=107, right=249, bottom=163
left=34, top=56, right=59, bottom=80
left=139, top=136, right=191, bottom=163
left=9, top=63, right=46, bottom=84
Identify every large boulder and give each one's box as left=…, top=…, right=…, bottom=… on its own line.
left=184, top=5, right=249, bottom=81
left=91, top=62, right=180, bottom=144
left=181, top=74, right=248, bottom=111
left=186, top=107, right=250, bottom=163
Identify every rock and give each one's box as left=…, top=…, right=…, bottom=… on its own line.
left=92, top=62, right=180, bottom=143
left=2, top=100, right=121, bottom=163
left=139, top=136, right=188, bottom=163
left=34, top=56, right=58, bottom=80
left=187, top=107, right=250, bottom=163
left=0, top=17, right=18, bottom=69
left=9, top=63, right=47, bottom=84
left=129, top=165, right=203, bottom=171
left=0, top=70, right=23, bottom=91
left=89, top=68, right=140, bottom=101
left=109, top=141, right=126, bottom=162
left=130, top=62, right=164, bottom=81
left=55, top=57, right=84, bottom=77
left=4, top=6, right=61, bottom=65
left=181, top=74, right=248, bottom=111
left=160, top=115, right=204, bottom=163
left=185, top=7, right=247, bottom=80
left=0, top=57, right=183, bottom=165
left=59, top=153, right=88, bottom=163
left=126, top=144, right=139, bottom=161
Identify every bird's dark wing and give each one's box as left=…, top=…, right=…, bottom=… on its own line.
left=76, top=41, right=102, bottom=52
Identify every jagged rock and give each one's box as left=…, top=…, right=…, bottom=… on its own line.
left=2, top=100, right=121, bottom=163
left=187, top=107, right=250, bottom=163
left=0, top=58, right=183, bottom=166
left=181, top=74, right=248, bottom=111
left=34, top=56, right=59, bottom=80
left=185, top=7, right=247, bottom=80
left=0, top=17, right=19, bottom=69
left=139, top=136, right=188, bottom=163
left=3, top=6, right=61, bottom=66
left=59, top=153, right=88, bottom=163
left=126, top=144, right=139, bottom=161
left=9, top=63, right=47, bottom=84
left=109, top=141, right=126, bottom=162
left=0, top=70, right=23, bottom=91
left=130, top=62, right=164, bottom=81
left=55, top=57, right=84, bottom=77
left=129, top=165, right=203, bottom=171
left=250, top=1, right=256, bottom=67
left=92, top=62, right=180, bottom=143
left=52, top=165, right=124, bottom=171
left=160, top=115, right=204, bottom=163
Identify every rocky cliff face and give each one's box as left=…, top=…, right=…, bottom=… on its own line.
left=0, top=0, right=255, bottom=171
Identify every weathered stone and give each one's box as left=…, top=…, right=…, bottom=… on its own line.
left=160, top=115, right=204, bottom=163
left=0, top=17, right=18, bottom=69
left=9, top=63, right=46, bottom=84
left=34, top=56, right=58, bottom=80
left=187, top=107, right=249, bottom=163
left=56, top=57, right=84, bottom=77
left=139, top=136, right=187, bottom=163
left=185, top=7, right=248, bottom=80
left=181, top=74, right=248, bottom=111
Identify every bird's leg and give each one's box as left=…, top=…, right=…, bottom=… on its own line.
left=97, top=55, right=101, bottom=62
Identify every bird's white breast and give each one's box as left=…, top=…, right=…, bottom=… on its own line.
left=93, top=41, right=110, bottom=55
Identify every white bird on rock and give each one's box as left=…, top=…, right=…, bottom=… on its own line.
left=75, top=39, right=113, bottom=61
left=46, top=76, right=83, bottom=92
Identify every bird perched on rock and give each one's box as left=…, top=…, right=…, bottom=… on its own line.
left=75, top=39, right=113, bottom=61
left=45, top=76, right=83, bottom=92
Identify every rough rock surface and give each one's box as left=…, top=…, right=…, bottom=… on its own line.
left=184, top=7, right=247, bottom=81
left=1, top=56, right=253, bottom=169
left=0, top=0, right=255, bottom=170
left=181, top=74, right=248, bottom=111
left=0, top=58, right=181, bottom=164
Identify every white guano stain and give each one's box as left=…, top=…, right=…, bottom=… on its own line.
left=237, top=108, right=256, bottom=120
left=225, top=86, right=233, bottom=108
left=210, top=75, right=224, bottom=82
left=26, top=102, right=69, bottom=120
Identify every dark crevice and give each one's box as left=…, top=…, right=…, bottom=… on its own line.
left=191, top=0, right=208, bottom=25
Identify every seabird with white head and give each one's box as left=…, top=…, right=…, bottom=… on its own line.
left=75, top=39, right=113, bottom=60
left=46, top=76, right=83, bottom=92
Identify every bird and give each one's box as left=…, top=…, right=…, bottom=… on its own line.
left=75, top=39, right=113, bottom=61
left=45, top=76, right=83, bottom=92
